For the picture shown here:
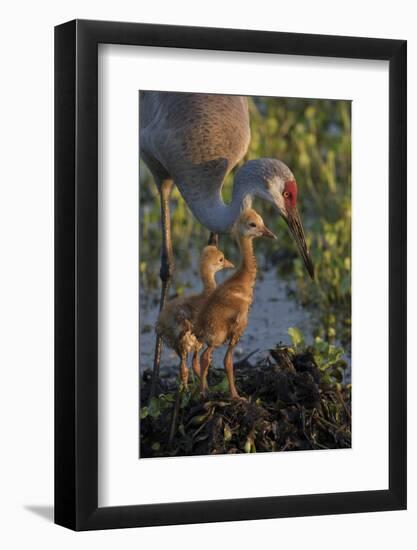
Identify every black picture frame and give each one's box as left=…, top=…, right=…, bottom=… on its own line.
left=55, top=19, right=407, bottom=531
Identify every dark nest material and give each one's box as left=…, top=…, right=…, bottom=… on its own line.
left=140, top=347, right=351, bottom=458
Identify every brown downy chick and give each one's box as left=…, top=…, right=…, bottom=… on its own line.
left=195, top=209, right=276, bottom=399
left=156, top=245, right=234, bottom=386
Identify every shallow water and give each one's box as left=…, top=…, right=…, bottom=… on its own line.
left=139, top=267, right=314, bottom=373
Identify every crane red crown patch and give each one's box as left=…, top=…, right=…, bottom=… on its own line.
left=284, top=180, right=298, bottom=209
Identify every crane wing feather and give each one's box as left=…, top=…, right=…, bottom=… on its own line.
left=140, top=92, right=250, bottom=200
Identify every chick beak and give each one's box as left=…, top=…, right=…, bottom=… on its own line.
left=261, top=225, right=277, bottom=240
left=284, top=207, right=315, bottom=280
left=223, top=258, right=235, bottom=269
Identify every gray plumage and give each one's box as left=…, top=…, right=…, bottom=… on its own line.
left=140, top=92, right=291, bottom=232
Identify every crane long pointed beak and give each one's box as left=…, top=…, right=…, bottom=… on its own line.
left=284, top=207, right=315, bottom=279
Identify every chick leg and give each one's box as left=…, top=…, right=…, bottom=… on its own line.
left=200, top=346, right=213, bottom=397
left=224, top=343, right=240, bottom=400
left=191, top=347, right=201, bottom=378
left=169, top=352, right=188, bottom=446
left=179, top=352, right=189, bottom=388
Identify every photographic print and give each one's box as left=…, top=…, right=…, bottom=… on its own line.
left=54, top=20, right=406, bottom=529
left=139, top=92, right=351, bottom=458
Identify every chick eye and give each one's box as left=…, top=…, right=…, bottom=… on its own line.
left=219, top=257, right=224, bottom=262
left=249, top=222, right=257, bottom=228
left=283, top=191, right=290, bottom=198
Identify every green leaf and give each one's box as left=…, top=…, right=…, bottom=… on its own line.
left=189, top=412, right=210, bottom=426
left=160, top=393, right=176, bottom=404
left=244, top=438, right=252, bottom=453
left=288, top=327, right=304, bottom=349
left=148, top=397, right=161, bottom=418
left=224, top=425, right=232, bottom=442
left=314, top=336, right=328, bottom=353
left=180, top=391, right=191, bottom=409
left=210, top=375, right=230, bottom=394
left=321, top=373, right=333, bottom=385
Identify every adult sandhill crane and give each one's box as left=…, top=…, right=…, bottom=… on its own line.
left=139, top=92, right=314, bottom=392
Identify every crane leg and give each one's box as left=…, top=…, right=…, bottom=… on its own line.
left=208, top=232, right=219, bottom=247
left=168, top=386, right=181, bottom=446
left=149, top=179, right=174, bottom=401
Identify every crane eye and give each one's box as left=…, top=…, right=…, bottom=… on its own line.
left=249, top=222, right=257, bottom=228
left=283, top=191, right=290, bottom=198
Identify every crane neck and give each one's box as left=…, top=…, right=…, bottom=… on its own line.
left=174, top=158, right=288, bottom=234
left=186, top=170, right=256, bottom=234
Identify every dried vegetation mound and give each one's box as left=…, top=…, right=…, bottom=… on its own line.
left=140, top=347, right=351, bottom=458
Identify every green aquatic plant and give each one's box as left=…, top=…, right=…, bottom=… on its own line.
left=247, top=98, right=351, bottom=345
left=288, top=326, right=347, bottom=386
